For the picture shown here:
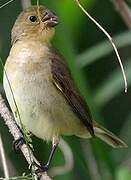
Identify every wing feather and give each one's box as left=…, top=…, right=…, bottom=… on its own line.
left=51, top=48, right=94, bottom=136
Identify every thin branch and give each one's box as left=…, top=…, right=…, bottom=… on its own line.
left=75, top=0, right=128, bottom=93
left=0, top=0, right=15, bottom=9
left=0, top=151, right=16, bottom=178
left=0, top=94, right=52, bottom=180
left=21, top=0, right=31, bottom=9
left=0, top=134, right=9, bottom=178
left=81, top=141, right=102, bottom=180
left=111, top=0, right=131, bottom=29
left=49, top=138, right=74, bottom=177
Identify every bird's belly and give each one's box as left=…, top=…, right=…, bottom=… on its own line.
left=4, top=70, right=85, bottom=141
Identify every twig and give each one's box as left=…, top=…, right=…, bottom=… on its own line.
left=0, top=94, right=52, bottom=180
left=111, top=0, right=131, bottom=29
left=81, top=141, right=102, bottom=180
left=0, top=0, right=15, bottom=9
left=21, top=0, right=31, bottom=9
left=75, top=0, right=128, bottom=93
left=0, top=134, right=9, bottom=178
left=49, top=138, right=74, bottom=177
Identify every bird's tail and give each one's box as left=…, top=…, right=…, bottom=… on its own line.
left=94, top=122, right=128, bottom=148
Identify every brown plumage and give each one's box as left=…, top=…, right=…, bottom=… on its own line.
left=51, top=48, right=94, bottom=136
left=3, top=6, right=127, bottom=168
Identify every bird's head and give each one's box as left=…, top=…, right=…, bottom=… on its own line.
left=11, top=6, right=58, bottom=44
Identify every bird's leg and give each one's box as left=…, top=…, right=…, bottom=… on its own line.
left=36, top=136, right=59, bottom=172
left=42, top=137, right=59, bottom=171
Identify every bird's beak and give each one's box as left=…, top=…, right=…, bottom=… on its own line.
left=43, top=10, right=59, bottom=27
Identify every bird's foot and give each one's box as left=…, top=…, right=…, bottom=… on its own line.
left=33, top=161, right=49, bottom=173
left=36, top=164, right=49, bottom=173
left=13, top=137, right=25, bottom=152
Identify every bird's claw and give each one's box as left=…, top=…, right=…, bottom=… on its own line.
left=32, top=161, right=49, bottom=173
left=13, top=137, right=25, bottom=152
left=36, top=165, right=49, bottom=173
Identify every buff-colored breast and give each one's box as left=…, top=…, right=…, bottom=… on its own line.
left=4, top=40, right=89, bottom=141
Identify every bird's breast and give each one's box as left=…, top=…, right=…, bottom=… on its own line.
left=4, top=41, right=87, bottom=141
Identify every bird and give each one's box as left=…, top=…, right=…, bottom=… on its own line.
left=3, top=5, right=127, bottom=171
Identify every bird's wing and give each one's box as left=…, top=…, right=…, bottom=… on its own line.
left=50, top=48, right=94, bottom=136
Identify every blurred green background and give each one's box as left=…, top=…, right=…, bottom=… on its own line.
left=0, top=0, right=131, bottom=179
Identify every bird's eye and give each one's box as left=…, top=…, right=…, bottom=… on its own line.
left=29, top=16, right=37, bottom=22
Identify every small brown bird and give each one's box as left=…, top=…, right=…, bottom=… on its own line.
left=3, top=5, right=127, bottom=170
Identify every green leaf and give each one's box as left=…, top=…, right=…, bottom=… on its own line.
left=115, top=167, right=131, bottom=180
left=93, top=58, right=131, bottom=107
left=77, top=31, right=131, bottom=67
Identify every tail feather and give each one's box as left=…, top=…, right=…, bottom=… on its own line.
left=94, top=122, right=128, bottom=148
